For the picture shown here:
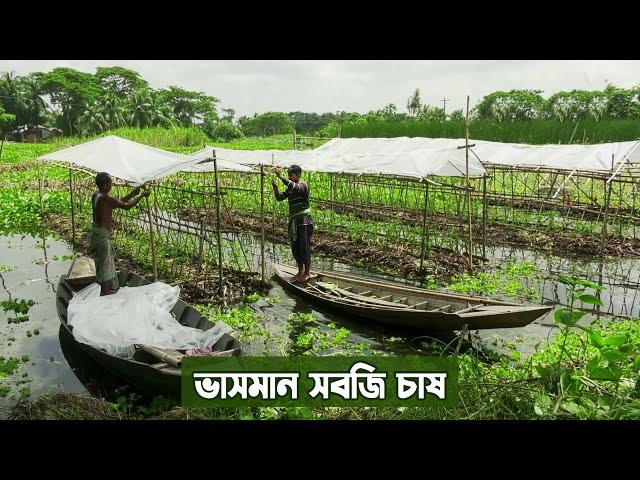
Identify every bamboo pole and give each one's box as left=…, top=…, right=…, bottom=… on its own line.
left=68, top=167, right=76, bottom=249
left=419, top=179, right=430, bottom=273
left=260, top=164, right=266, bottom=284
left=213, top=156, right=224, bottom=293
left=600, top=155, right=615, bottom=265
left=465, top=95, right=474, bottom=274
left=37, top=159, right=47, bottom=250
left=198, top=173, right=205, bottom=269
left=271, top=153, right=276, bottom=230
left=482, top=174, right=487, bottom=259
left=145, top=189, right=158, bottom=281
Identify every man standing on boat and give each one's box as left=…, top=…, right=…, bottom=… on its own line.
left=90, top=172, right=150, bottom=296
left=272, top=164, right=313, bottom=282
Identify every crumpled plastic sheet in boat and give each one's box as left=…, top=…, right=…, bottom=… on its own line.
left=67, top=282, right=231, bottom=358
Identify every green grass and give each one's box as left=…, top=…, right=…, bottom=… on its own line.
left=341, top=118, right=640, bottom=144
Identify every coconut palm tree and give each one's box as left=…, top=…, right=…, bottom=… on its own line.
left=99, top=93, right=127, bottom=129
left=76, top=102, right=108, bottom=135
left=128, top=89, right=173, bottom=128
left=0, top=71, right=28, bottom=126
left=19, top=74, right=48, bottom=128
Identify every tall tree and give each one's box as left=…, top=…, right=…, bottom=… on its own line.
left=157, top=86, right=218, bottom=127
left=40, top=68, right=105, bottom=135
left=0, top=106, right=16, bottom=159
left=475, top=90, right=546, bottom=121
left=76, top=102, right=108, bottom=135
left=603, top=84, right=640, bottom=119
left=0, top=71, right=28, bottom=126
left=127, top=89, right=173, bottom=128
left=240, top=112, right=293, bottom=136
left=19, top=72, right=48, bottom=127
left=99, top=93, right=128, bottom=129
left=221, top=108, right=235, bottom=123
left=95, top=66, right=149, bottom=98
left=407, top=88, right=422, bottom=117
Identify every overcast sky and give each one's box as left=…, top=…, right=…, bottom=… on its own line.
left=2, top=60, right=639, bottom=117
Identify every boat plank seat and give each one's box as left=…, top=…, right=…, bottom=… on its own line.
left=454, top=305, right=483, bottom=314
left=409, top=300, right=429, bottom=310
left=428, top=304, right=451, bottom=312
left=316, top=282, right=409, bottom=308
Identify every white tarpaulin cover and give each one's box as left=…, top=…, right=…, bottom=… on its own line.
left=198, top=137, right=640, bottom=177
left=194, top=138, right=487, bottom=178
left=471, top=139, right=640, bottom=172
left=182, top=147, right=254, bottom=173
left=67, top=282, right=231, bottom=357
left=189, top=146, right=314, bottom=171
left=38, top=135, right=207, bottom=186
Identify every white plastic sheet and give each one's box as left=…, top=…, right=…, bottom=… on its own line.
left=67, top=282, right=231, bottom=357
left=193, top=139, right=486, bottom=178
left=183, top=147, right=255, bottom=173
left=38, top=135, right=207, bottom=186
left=197, top=137, right=640, bottom=178
left=472, top=139, right=640, bottom=172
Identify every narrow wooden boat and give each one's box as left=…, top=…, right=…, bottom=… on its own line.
left=273, top=263, right=551, bottom=331
left=56, top=265, right=241, bottom=398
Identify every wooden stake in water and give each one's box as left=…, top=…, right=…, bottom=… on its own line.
left=37, top=159, right=47, bottom=249
left=600, top=155, right=615, bottom=267
left=69, top=167, right=76, bottom=249
left=482, top=174, right=487, bottom=259
left=260, top=164, right=266, bottom=284
left=271, top=153, right=276, bottom=230
left=145, top=189, right=158, bottom=281
left=465, top=95, right=474, bottom=274
left=419, top=179, right=430, bottom=273
left=213, top=157, right=224, bottom=294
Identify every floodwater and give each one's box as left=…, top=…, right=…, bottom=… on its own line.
left=1, top=227, right=639, bottom=417
left=0, top=234, right=84, bottom=417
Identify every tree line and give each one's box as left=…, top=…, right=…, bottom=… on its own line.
left=1, top=66, right=639, bottom=143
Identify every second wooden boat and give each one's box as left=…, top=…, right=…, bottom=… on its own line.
left=273, top=263, right=551, bottom=332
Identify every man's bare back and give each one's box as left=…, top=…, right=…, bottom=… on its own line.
left=92, top=192, right=128, bottom=231
left=91, top=183, right=150, bottom=232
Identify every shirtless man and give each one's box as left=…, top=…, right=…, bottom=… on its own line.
left=90, top=172, right=150, bottom=296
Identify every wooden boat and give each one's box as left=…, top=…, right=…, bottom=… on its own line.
left=56, top=264, right=242, bottom=398
left=273, top=263, right=551, bottom=332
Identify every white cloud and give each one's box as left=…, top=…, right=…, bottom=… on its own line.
left=1, top=60, right=639, bottom=117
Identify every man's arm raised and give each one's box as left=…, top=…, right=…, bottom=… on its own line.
left=109, top=188, right=151, bottom=210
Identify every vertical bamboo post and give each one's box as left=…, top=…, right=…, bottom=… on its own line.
left=260, top=164, right=266, bottom=284
left=465, top=95, right=474, bottom=274
left=198, top=173, right=205, bottom=270
left=68, top=167, right=76, bottom=249
left=600, top=155, right=614, bottom=266
left=37, top=159, right=46, bottom=246
left=145, top=187, right=158, bottom=281
left=213, top=157, right=224, bottom=294
left=293, top=129, right=297, bottom=150
left=482, top=174, right=487, bottom=259
left=271, top=153, right=276, bottom=230
left=419, top=179, right=430, bottom=273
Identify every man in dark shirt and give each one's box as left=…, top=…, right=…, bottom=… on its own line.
left=90, top=172, right=150, bottom=296
left=272, top=164, right=313, bottom=282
